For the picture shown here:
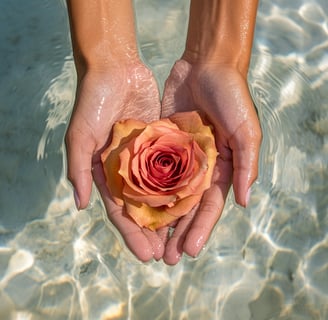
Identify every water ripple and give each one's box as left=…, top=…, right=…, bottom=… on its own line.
left=1, top=0, right=328, bottom=319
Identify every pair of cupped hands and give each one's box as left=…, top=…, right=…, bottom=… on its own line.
left=65, top=57, right=262, bottom=265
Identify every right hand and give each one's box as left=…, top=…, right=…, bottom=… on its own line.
left=161, top=59, right=262, bottom=264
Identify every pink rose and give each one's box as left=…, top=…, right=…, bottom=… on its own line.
left=101, top=111, right=217, bottom=230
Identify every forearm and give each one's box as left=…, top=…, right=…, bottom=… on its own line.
left=66, top=0, right=139, bottom=74
left=183, top=0, right=258, bottom=75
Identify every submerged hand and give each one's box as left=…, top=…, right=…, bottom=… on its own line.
left=65, top=61, right=166, bottom=262
left=161, top=59, right=262, bottom=264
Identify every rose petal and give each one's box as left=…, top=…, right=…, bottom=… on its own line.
left=165, top=194, right=202, bottom=217
left=174, top=140, right=208, bottom=199
left=132, top=120, right=180, bottom=154
left=137, top=145, right=185, bottom=190
left=138, top=140, right=193, bottom=191
left=125, top=198, right=179, bottom=231
left=101, top=119, right=146, bottom=205
left=170, top=111, right=218, bottom=198
left=169, top=111, right=210, bottom=135
left=122, top=184, right=178, bottom=207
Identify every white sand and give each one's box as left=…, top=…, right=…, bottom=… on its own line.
left=0, top=0, right=328, bottom=319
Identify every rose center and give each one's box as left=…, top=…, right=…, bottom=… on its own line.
left=139, top=148, right=188, bottom=191
left=155, top=154, right=176, bottom=171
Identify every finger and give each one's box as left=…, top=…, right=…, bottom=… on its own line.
left=162, top=208, right=197, bottom=265
left=230, top=122, right=262, bottom=207
left=142, top=228, right=165, bottom=261
left=65, top=128, right=94, bottom=209
left=183, top=158, right=232, bottom=258
left=110, top=206, right=154, bottom=262
left=156, top=226, right=170, bottom=247
left=93, top=161, right=155, bottom=262
left=103, top=198, right=155, bottom=262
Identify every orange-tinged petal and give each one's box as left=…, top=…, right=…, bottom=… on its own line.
left=122, top=184, right=178, bottom=207
left=174, top=140, right=207, bottom=199
left=165, top=194, right=202, bottom=217
left=102, top=150, right=124, bottom=206
left=169, top=111, right=209, bottom=135
left=101, top=119, right=146, bottom=205
left=170, top=111, right=218, bottom=198
left=169, top=111, right=217, bottom=166
left=132, top=120, right=179, bottom=154
left=102, top=119, right=146, bottom=159
left=125, top=198, right=179, bottom=231
left=118, top=145, right=147, bottom=195
left=193, top=133, right=218, bottom=192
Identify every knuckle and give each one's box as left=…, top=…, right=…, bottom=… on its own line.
left=199, top=200, right=220, bottom=215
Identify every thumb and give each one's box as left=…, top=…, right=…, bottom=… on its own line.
left=231, top=123, right=262, bottom=207
left=65, top=130, right=94, bottom=210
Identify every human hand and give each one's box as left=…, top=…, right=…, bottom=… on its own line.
left=161, top=59, right=262, bottom=264
left=65, top=61, right=167, bottom=262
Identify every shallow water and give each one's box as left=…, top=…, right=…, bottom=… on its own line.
left=1, top=0, right=328, bottom=319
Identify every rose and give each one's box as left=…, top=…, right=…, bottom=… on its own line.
left=101, top=111, right=217, bottom=231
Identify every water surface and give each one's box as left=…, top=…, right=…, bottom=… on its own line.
left=0, top=0, right=328, bottom=319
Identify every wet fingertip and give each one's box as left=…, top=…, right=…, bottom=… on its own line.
left=246, top=187, right=251, bottom=207
left=163, top=252, right=182, bottom=266
left=236, top=186, right=252, bottom=208
left=73, top=189, right=81, bottom=211
left=183, top=231, right=207, bottom=258
left=153, top=244, right=165, bottom=262
left=233, top=189, right=247, bottom=208
left=136, top=248, right=155, bottom=263
left=163, top=241, right=183, bottom=265
left=185, top=247, right=201, bottom=259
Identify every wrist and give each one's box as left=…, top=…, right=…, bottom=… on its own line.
left=74, top=55, right=146, bottom=84
left=181, top=50, right=246, bottom=72
left=74, top=43, right=140, bottom=75
left=183, top=0, right=258, bottom=76
left=67, top=0, right=140, bottom=74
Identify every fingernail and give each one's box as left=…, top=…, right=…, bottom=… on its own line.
left=74, top=189, right=81, bottom=210
left=246, top=188, right=251, bottom=207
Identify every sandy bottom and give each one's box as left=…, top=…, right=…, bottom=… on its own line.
left=0, top=0, right=328, bottom=319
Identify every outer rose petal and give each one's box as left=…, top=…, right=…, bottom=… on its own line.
left=132, top=120, right=180, bottom=154
left=169, top=111, right=211, bottom=136
left=174, top=140, right=207, bottom=199
left=124, top=198, right=179, bottom=231
left=170, top=111, right=217, bottom=198
left=101, top=119, right=146, bottom=205
left=165, top=194, right=202, bottom=217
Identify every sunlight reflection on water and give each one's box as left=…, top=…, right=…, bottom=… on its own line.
left=0, top=0, right=328, bottom=319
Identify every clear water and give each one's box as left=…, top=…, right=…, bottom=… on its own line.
left=1, top=0, right=328, bottom=319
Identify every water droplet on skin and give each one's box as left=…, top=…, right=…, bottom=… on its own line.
left=96, top=96, right=105, bottom=122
